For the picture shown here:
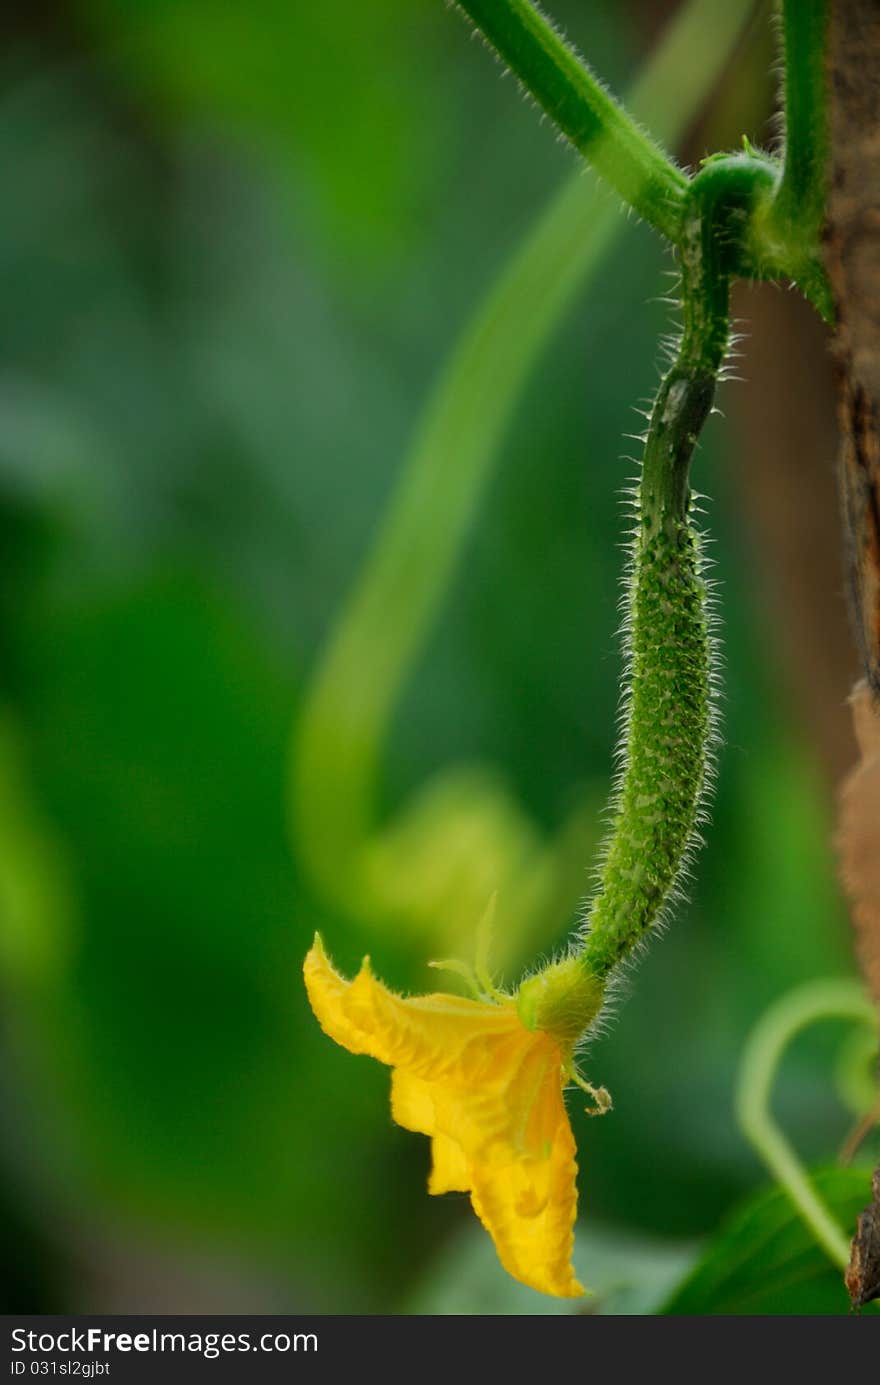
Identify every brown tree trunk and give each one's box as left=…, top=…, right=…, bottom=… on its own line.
left=826, top=0, right=880, bottom=699
left=825, top=0, right=880, bottom=1311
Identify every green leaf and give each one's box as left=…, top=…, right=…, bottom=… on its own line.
left=661, top=1166, right=874, bottom=1315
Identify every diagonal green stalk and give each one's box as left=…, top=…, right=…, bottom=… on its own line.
left=291, top=0, right=756, bottom=906
left=454, top=0, right=689, bottom=241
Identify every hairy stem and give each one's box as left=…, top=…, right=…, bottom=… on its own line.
left=772, top=0, right=829, bottom=244
left=748, top=0, right=833, bottom=319
left=453, top=0, right=689, bottom=242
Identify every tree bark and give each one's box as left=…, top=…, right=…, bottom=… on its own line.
left=825, top=0, right=880, bottom=1311
left=826, top=0, right=880, bottom=699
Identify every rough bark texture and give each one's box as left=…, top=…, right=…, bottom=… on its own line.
left=838, top=683, right=880, bottom=1008
left=826, top=0, right=880, bottom=698
left=825, top=0, right=880, bottom=1312
left=846, top=1168, right=880, bottom=1311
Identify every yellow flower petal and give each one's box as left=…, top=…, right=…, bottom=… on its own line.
left=415, top=1031, right=584, bottom=1297
left=304, top=933, right=519, bottom=1078
left=429, top=1134, right=471, bottom=1196
left=303, top=935, right=587, bottom=1299
left=390, top=1068, right=437, bottom=1133
left=467, top=1061, right=584, bottom=1297
left=391, top=1070, right=471, bottom=1194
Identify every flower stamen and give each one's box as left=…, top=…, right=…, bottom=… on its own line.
left=566, top=1064, right=613, bottom=1117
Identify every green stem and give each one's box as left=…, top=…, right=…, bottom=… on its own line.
left=771, top=0, right=829, bottom=243
left=456, top=1, right=831, bottom=314
left=735, top=979, right=877, bottom=1269
left=291, top=0, right=756, bottom=906
left=747, top=0, right=832, bottom=319
left=454, top=0, right=689, bottom=242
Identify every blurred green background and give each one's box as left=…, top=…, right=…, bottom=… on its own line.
left=0, top=0, right=873, bottom=1314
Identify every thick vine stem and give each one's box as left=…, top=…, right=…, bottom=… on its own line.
left=579, top=176, right=748, bottom=983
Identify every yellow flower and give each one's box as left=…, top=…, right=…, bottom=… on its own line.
left=303, top=934, right=607, bottom=1298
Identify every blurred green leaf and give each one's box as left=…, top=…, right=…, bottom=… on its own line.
left=0, top=709, right=72, bottom=983
left=661, top=1166, right=873, bottom=1315
left=15, top=572, right=434, bottom=1306
left=79, top=0, right=446, bottom=258
left=723, top=741, right=852, bottom=1001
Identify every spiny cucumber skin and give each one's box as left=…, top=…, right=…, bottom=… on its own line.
left=581, top=513, right=711, bottom=981
left=572, top=185, right=733, bottom=991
